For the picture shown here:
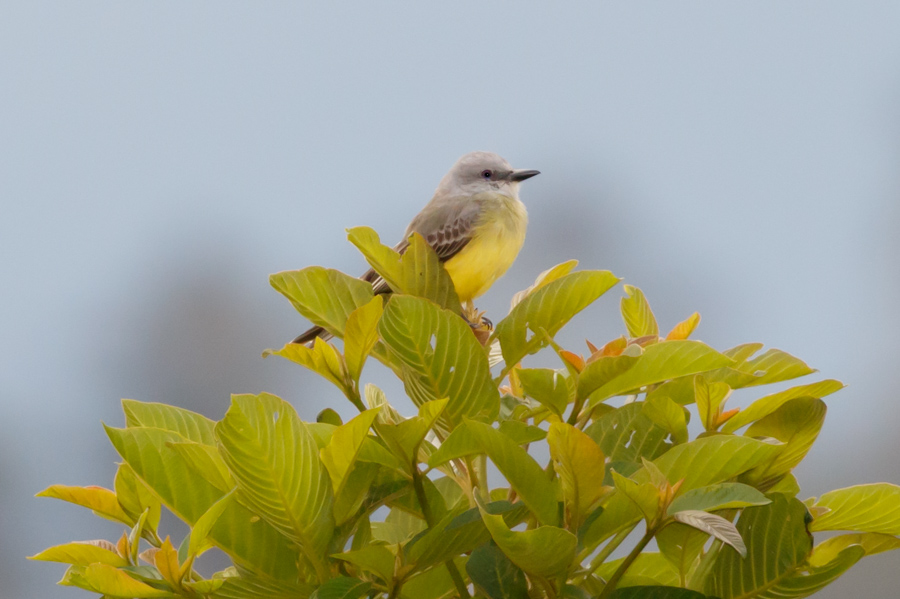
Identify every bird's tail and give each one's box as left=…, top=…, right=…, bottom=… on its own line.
left=291, top=325, right=334, bottom=346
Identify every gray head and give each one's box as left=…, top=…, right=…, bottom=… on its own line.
left=435, top=151, right=540, bottom=198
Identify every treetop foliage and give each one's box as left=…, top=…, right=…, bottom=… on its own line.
left=33, top=227, right=900, bottom=598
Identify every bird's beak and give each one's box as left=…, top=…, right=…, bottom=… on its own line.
left=509, top=169, right=540, bottom=182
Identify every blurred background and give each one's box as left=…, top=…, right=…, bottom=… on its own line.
left=2, top=2, right=899, bottom=597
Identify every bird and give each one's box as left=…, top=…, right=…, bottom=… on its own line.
left=292, top=151, right=540, bottom=345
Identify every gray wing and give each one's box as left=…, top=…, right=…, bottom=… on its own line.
left=294, top=199, right=481, bottom=345
left=361, top=198, right=483, bottom=294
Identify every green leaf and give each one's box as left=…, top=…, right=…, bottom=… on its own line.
left=376, top=398, right=448, bottom=468
left=401, top=557, right=468, bottom=599
left=428, top=420, right=559, bottom=526
left=509, top=259, right=579, bottom=309
left=492, top=270, right=620, bottom=367
left=211, top=573, right=315, bottom=599
left=517, top=368, right=571, bottom=415
left=694, top=377, right=731, bottom=431
left=370, top=508, right=427, bottom=544
left=608, top=587, right=714, bottom=599
left=188, top=489, right=235, bottom=558
left=588, top=341, right=734, bottom=405
left=642, top=395, right=689, bottom=444
left=466, top=543, right=529, bottom=599
left=347, top=227, right=462, bottom=313
left=621, top=285, right=659, bottom=337
left=264, top=338, right=349, bottom=393
left=576, top=354, right=640, bottom=402
left=611, top=470, right=661, bottom=523
left=657, top=522, right=709, bottom=583
left=105, top=425, right=301, bottom=581
left=30, top=541, right=128, bottom=567
left=548, top=422, right=609, bottom=529
left=672, top=510, right=746, bottom=557
left=332, top=545, right=395, bottom=584
left=582, top=436, right=783, bottom=550
left=722, top=379, right=843, bottom=433
left=730, top=347, right=816, bottom=387
left=343, top=296, right=384, bottom=383
left=114, top=463, right=161, bottom=533
left=122, top=399, right=216, bottom=445
left=768, top=473, right=801, bottom=496
left=808, top=483, right=900, bottom=535
left=36, top=484, right=131, bottom=526
left=585, top=402, right=673, bottom=464
left=309, top=576, right=372, bottom=599
left=334, top=462, right=381, bottom=525
left=667, top=483, right=771, bottom=515
left=809, top=532, right=900, bottom=567
left=497, top=420, right=547, bottom=445
left=477, top=497, right=577, bottom=580
left=595, top=553, right=680, bottom=588
left=742, top=397, right=826, bottom=488
left=59, top=563, right=175, bottom=597
left=706, top=495, right=813, bottom=599
left=271, top=267, right=375, bottom=340
left=169, top=440, right=236, bottom=493
left=320, top=408, right=381, bottom=496
left=216, top=393, right=334, bottom=580
left=379, top=295, right=499, bottom=427
left=113, top=464, right=162, bottom=537
left=405, top=501, right=527, bottom=570
left=760, top=546, right=865, bottom=598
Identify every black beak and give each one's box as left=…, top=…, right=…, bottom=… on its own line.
left=509, top=169, right=540, bottom=182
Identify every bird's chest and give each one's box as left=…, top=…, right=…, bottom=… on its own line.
left=444, top=197, right=527, bottom=300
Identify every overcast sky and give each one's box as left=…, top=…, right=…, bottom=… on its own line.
left=3, top=3, right=900, bottom=597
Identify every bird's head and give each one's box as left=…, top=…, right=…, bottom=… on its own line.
left=437, top=151, right=540, bottom=199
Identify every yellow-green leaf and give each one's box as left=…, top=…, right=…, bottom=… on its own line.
left=621, top=285, right=659, bottom=338
left=30, top=541, right=128, bottom=567
left=320, top=408, right=381, bottom=496
left=587, top=341, right=734, bottom=405
left=343, top=296, right=384, bottom=383
left=641, top=395, right=688, bottom=444
left=742, top=397, right=826, bottom=488
left=264, top=337, right=349, bottom=393
left=509, top=259, right=580, bottom=310
left=60, top=563, right=175, bottom=597
left=379, top=295, right=499, bottom=428
left=332, top=545, right=396, bottom=584
left=809, top=532, right=900, bottom=567
left=347, top=226, right=461, bottom=313
left=271, top=266, right=375, bottom=340
left=477, top=496, right=577, bottom=580
left=106, top=425, right=301, bottom=581
left=809, top=483, right=900, bottom=535
left=548, top=422, right=608, bottom=528
left=721, top=379, right=844, bottom=433
left=122, top=399, right=216, bottom=445
left=36, top=484, right=131, bottom=526
left=216, top=393, right=334, bottom=580
left=493, top=270, right=620, bottom=367
left=611, top=470, right=661, bottom=523
left=428, top=420, right=559, bottom=526
left=188, top=490, right=235, bottom=558
left=518, top=368, right=571, bottom=416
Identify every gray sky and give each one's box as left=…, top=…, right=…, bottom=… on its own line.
left=3, top=2, right=899, bottom=597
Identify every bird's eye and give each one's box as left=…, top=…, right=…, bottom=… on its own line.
left=481, top=170, right=492, bottom=179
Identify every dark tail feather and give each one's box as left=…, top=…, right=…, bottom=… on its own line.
left=291, top=325, right=334, bottom=346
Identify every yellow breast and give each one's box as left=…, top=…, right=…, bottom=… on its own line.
left=443, top=195, right=527, bottom=302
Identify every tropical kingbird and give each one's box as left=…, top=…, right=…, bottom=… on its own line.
left=292, top=151, right=539, bottom=344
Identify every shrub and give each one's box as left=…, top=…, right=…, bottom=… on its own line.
left=32, top=227, right=900, bottom=598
